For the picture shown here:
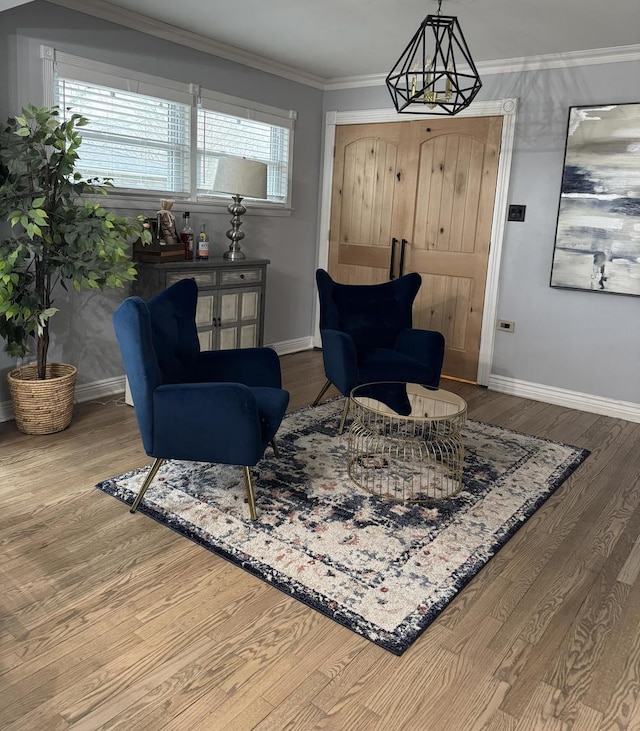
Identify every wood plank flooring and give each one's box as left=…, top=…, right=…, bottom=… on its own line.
left=1, top=349, right=640, bottom=730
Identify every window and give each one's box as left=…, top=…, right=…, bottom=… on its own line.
left=197, top=109, right=290, bottom=203
left=44, top=46, right=295, bottom=208
left=56, top=78, right=191, bottom=195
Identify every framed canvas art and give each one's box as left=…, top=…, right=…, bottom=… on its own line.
left=550, top=102, right=640, bottom=297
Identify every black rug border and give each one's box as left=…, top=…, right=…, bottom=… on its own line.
left=96, top=406, right=591, bottom=655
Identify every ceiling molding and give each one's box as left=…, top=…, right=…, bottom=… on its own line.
left=44, top=0, right=326, bottom=89
left=0, top=0, right=31, bottom=9
left=325, top=44, right=640, bottom=90
left=43, top=0, right=640, bottom=92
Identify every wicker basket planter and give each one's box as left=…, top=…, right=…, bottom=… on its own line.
left=7, top=363, right=77, bottom=435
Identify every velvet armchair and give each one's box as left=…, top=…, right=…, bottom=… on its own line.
left=113, top=278, right=289, bottom=520
left=314, top=269, right=445, bottom=431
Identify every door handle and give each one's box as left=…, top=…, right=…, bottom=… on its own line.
left=389, top=237, right=398, bottom=280
left=399, top=239, right=408, bottom=277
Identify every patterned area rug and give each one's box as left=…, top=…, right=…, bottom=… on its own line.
left=96, top=400, right=589, bottom=655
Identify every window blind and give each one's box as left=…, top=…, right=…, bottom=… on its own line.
left=45, top=47, right=295, bottom=207
left=55, top=75, right=191, bottom=195
left=196, top=108, right=290, bottom=202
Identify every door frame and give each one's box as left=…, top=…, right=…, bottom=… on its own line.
left=314, top=98, right=518, bottom=387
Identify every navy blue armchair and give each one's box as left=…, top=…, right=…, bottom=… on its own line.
left=314, top=269, right=445, bottom=431
left=113, top=278, right=289, bottom=520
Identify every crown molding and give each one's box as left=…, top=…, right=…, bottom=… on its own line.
left=42, top=1, right=640, bottom=92
left=325, top=43, right=640, bottom=90
left=44, top=0, right=326, bottom=89
left=0, top=0, right=32, bottom=9
left=477, top=43, right=640, bottom=75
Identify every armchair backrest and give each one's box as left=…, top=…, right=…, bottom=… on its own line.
left=113, top=278, right=200, bottom=453
left=315, top=269, right=421, bottom=352
left=145, top=278, right=201, bottom=382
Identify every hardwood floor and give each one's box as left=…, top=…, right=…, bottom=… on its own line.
left=2, top=349, right=640, bottom=730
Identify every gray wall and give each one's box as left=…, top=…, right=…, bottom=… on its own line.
left=1, top=1, right=639, bottom=410
left=0, top=1, right=324, bottom=399
left=324, top=61, right=640, bottom=406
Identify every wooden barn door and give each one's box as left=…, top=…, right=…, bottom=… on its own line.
left=328, top=122, right=411, bottom=285
left=405, top=116, right=502, bottom=381
left=328, top=115, right=502, bottom=382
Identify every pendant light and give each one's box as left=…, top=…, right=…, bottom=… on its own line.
left=386, top=0, right=482, bottom=115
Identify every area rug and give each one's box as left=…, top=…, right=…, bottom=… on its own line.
left=96, top=400, right=589, bottom=655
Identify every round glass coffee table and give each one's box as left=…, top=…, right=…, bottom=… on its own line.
left=347, top=381, right=467, bottom=502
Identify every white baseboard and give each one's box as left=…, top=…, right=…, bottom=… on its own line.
left=268, top=336, right=315, bottom=356
left=4, top=356, right=638, bottom=426
left=0, top=375, right=128, bottom=425
left=0, top=397, right=13, bottom=424
left=488, top=374, right=640, bottom=423
left=74, top=375, right=127, bottom=403
left=0, top=338, right=315, bottom=424
left=3, top=358, right=638, bottom=426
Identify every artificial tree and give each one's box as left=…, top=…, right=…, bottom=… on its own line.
left=0, top=104, right=149, bottom=381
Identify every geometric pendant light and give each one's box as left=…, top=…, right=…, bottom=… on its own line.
left=386, top=0, right=482, bottom=115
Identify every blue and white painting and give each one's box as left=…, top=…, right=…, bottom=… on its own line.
left=550, top=102, right=640, bottom=297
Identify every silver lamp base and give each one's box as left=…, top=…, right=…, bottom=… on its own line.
left=223, top=195, right=247, bottom=261
left=223, top=246, right=246, bottom=261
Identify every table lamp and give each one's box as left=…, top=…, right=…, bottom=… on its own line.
left=213, top=156, right=268, bottom=260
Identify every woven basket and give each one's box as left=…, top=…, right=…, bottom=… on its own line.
left=7, top=363, right=77, bottom=435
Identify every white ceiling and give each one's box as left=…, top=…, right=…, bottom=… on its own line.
left=50, top=0, right=640, bottom=83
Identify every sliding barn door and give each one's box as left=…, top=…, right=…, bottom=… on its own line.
left=328, top=116, right=502, bottom=382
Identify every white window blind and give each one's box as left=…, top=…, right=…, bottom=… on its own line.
left=197, top=109, right=290, bottom=202
left=43, top=47, right=296, bottom=208
left=55, top=76, right=191, bottom=195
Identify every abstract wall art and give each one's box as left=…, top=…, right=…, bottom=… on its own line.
left=550, top=102, right=640, bottom=297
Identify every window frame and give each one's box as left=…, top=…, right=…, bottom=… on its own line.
left=41, top=45, right=296, bottom=215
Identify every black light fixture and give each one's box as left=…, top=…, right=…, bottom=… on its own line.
left=386, top=0, right=482, bottom=115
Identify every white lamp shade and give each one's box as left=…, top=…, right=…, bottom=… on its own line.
left=213, top=156, right=268, bottom=199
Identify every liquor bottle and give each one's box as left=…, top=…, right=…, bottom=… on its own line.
left=180, top=211, right=194, bottom=261
left=197, top=223, right=210, bottom=261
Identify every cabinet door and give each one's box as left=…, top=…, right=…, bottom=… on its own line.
left=218, top=286, right=262, bottom=350
left=195, top=290, right=216, bottom=351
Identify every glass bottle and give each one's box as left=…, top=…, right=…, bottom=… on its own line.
left=197, top=223, right=210, bottom=261
left=180, top=211, right=194, bottom=261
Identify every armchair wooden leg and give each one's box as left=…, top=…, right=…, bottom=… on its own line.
left=338, top=397, right=351, bottom=435
left=243, top=466, right=258, bottom=521
left=130, top=457, right=164, bottom=513
left=270, top=439, right=281, bottom=459
left=311, top=379, right=332, bottom=407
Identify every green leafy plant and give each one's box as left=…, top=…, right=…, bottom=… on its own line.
left=0, top=105, right=150, bottom=379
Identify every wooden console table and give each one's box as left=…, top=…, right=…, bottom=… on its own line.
left=133, top=257, right=270, bottom=351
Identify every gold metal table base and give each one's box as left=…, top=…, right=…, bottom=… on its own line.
left=347, top=383, right=467, bottom=503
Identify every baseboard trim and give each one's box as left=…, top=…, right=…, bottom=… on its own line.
left=488, top=374, right=640, bottom=423
left=3, top=362, right=636, bottom=426
left=268, top=336, right=314, bottom=356
left=0, top=339, right=315, bottom=424
left=0, top=375, right=128, bottom=425
left=0, top=398, right=13, bottom=424
left=103, top=367, right=640, bottom=424
left=74, top=376, right=127, bottom=403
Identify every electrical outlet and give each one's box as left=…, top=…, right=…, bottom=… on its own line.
left=508, top=204, right=526, bottom=222
left=497, top=319, right=515, bottom=333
